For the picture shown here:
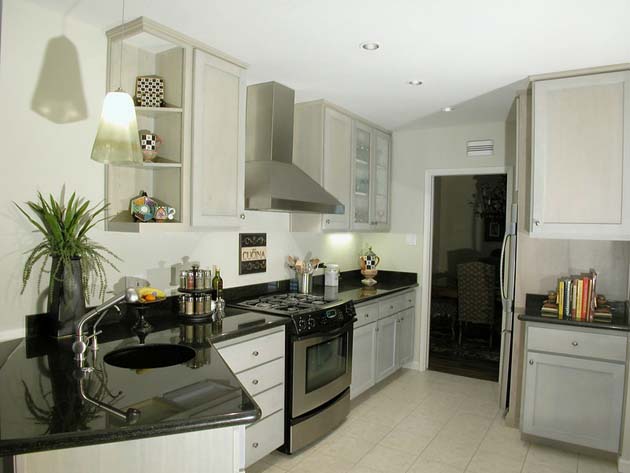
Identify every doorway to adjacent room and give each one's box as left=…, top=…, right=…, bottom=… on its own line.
left=426, top=173, right=508, bottom=381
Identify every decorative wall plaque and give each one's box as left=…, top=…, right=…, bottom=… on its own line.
left=239, top=233, right=267, bottom=275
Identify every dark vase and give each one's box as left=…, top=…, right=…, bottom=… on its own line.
left=47, top=256, right=87, bottom=338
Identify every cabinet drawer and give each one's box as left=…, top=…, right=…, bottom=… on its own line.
left=400, top=291, right=415, bottom=310
left=218, top=330, right=285, bottom=373
left=379, top=295, right=403, bottom=319
left=237, top=358, right=285, bottom=396
left=246, top=410, right=284, bottom=467
left=528, top=326, right=627, bottom=362
left=254, top=383, right=284, bottom=420
left=355, top=302, right=380, bottom=328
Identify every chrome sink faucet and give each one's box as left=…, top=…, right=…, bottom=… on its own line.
left=72, top=288, right=139, bottom=364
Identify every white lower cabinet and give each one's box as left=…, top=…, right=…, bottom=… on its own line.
left=350, top=320, right=377, bottom=399
left=16, top=426, right=245, bottom=473
left=351, top=290, right=416, bottom=398
left=245, top=410, right=284, bottom=467
left=215, top=327, right=286, bottom=468
left=521, top=323, right=627, bottom=453
left=375, top=314, right=398, bottom=382
left=396, top=307, right=415, bottom=367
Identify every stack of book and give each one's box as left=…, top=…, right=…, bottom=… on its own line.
left=555, top=270, right=598, bottom=321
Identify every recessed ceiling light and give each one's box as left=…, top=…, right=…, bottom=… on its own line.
left=408, top=80, right=423, bottom=86
left=360, top=41, right=380, bottom=51
left=442, top=106, right=454, bottom=112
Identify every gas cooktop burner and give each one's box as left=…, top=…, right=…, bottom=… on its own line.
left=235, top=293, right=338, bottom=315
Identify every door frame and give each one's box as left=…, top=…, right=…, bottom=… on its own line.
left=419, top=166, right=514, bottom=371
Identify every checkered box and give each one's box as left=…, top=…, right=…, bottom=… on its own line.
left=135, top=75, right=164, bottom=107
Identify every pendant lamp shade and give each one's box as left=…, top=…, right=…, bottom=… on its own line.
left=91, top=91, right=142, bottom=164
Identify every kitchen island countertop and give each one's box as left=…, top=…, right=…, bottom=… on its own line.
left=0, top=308, right=289, bottom=457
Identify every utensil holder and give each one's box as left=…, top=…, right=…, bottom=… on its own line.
left=298, top=273, right=313, bottom=294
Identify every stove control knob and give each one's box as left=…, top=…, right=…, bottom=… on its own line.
left=307, top=317, right=316, bottom=330
left=298, top=317, right=307, bottom=331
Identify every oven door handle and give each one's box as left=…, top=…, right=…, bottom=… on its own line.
left=294, top=318, right=356, bottom=342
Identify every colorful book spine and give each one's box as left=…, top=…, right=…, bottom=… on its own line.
left=571, top=281, right=577, bottom=319
left=575, top=278, right=584, bottom=321
left=563, top=278, right=572, bottom=320
left=581, top=276, right=589, bottom=320
left=557, top=279, right=564, bottom=319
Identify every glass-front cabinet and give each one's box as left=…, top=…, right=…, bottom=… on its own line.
left=351, top=121, right=391, bottom=231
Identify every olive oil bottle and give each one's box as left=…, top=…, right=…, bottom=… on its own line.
left=212, top=266, right=223, bottom=300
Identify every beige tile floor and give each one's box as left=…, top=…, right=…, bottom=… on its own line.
left=248, top=370, right=619, bottom=473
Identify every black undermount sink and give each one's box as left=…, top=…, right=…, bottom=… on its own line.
left=104, top=344, right=196, bottom=369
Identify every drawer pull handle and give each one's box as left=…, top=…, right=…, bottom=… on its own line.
left=529, top=360, right=534, bottom=365
left=252, top=379, right=259, bottom=385
left=571, top=341, right=578, bottom=347
left=252, top=442, right=259, bottom=448
left=252, top=350, right=259, bottom=357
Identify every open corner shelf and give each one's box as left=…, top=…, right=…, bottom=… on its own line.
left=107, top=212, right=188, bottom=233
left=135, top=106, right=183, bottom=117
left=141, top=157, right=183, bottom=169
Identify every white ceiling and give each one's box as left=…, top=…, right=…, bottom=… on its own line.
left=27, top=0, right=630, bottom=130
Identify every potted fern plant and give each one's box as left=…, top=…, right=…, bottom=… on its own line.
left=15, top=191, right=120, bottom=337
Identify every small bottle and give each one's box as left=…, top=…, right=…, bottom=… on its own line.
left=186, top=271, right=195, bottom=290
left=179, top=271, right=188, bottom=290
left=212, top=266, right=223, bottom=300
left=203, top=270, right=212, bottom=290
left=179, top=295, right=186, bottom=314
left=185, top=295, right=194, bottom=315
left=195, top=296, right=205, bottom=315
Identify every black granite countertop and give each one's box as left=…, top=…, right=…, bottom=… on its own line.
left=517, top=293, right=630, bottom=332
left=223, top=270, right=419, bottom=307
left=0, top=308, right=289, bottom=457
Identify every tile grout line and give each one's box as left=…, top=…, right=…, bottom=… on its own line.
left=461, top=409, right=499, bottom=473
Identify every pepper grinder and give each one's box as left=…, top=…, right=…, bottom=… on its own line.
left=213, top=297, right=225, bottom=323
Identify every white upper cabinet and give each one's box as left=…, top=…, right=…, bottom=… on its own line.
left=322, top=107, right=353, bottom=231
left=290, top=101, right=391, bottom=233
left=351, top=121, right=374, bottom=231
left=373, top=130, right=391, bottom=231
left=350, top=122, right=391, bottom=232
left=191, top=49, right=246, bottom=227
left=531, top=70, right=630, bottom=239
left=103, top=18, right=247, bottom=232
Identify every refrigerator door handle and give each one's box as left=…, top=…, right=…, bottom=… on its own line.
left=499, top=233, right=512, bottom=303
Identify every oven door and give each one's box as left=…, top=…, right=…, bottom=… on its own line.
left=292, top=320, right=353, bottom=418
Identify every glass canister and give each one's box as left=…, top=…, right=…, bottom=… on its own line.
left=324, top=264, right=340, bottom=287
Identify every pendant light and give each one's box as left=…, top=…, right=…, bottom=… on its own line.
left=91, top=0, right=142, bottom=164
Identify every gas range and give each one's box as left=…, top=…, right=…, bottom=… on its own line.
left=231, top=293, right=356, bottom=337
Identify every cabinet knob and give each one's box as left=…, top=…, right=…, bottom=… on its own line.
left=571, top=341, right=578, bottom=347
left=390, top=305, right=394, bottom=310
left=326, top=219, right=331, bottom=224
left=252, top=350, right=259, bottom=357
left=376, top=327, right=380, bottom=332
left=529, top=360, right=534, bottom=365
left=534, top=219, right=541, bottom=226
left=365, top=313, right=370, bottom=318
left=252, top=379, right=259, bottom=385
left=252, top=442, right=259, bottom=448
left=240, top=213, right=246, bottom=220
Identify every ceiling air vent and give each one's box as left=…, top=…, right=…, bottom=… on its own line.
left=467, top=139, right=494, bottom=157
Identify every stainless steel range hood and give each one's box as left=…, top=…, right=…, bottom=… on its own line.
left=245, top=82, right=344, bottom=214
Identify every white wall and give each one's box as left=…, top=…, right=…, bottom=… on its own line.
left=367, top=121, right=509, bottom=275
left=0, top=0, right=362, bottom=338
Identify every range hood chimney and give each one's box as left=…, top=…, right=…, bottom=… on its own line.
left=245, top=82, right=344, bottom=214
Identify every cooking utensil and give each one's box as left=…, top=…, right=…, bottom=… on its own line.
left=295, top=260, right=304, bottom=274
left=287, top=255, right=296, bottom=269
left=310, top=258, right=320, bottom=270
